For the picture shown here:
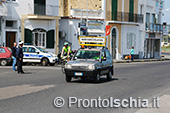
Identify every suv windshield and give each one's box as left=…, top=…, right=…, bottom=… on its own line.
left=36, top=47, right=48, bottom=53
left=74, top=50, right=100, bottom=60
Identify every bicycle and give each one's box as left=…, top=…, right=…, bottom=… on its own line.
left=61, top=56, right=69, bottom=74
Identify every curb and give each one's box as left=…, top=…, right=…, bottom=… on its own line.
left=113, top=58, right=170, bottom=63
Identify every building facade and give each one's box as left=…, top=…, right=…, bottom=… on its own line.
left=59, top=0, right=105, bottom=51
left=106, top=0, right=143, bottom=60
left=139, top=0, right=164, bottom=59
left=0, top=0, right=60, bottom=54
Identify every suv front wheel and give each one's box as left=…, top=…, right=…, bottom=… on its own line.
left=66, top=76, right=72, bottom=82
left=107, top=70, right=112, bottom=81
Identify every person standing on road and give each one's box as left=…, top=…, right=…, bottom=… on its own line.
left=12, top=42, right=17, bottom=71
left=16, top=41, right=24, bottom=74
left=130, top=46, right=134, bottom=61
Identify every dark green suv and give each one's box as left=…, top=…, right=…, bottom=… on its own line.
left=64, top=47, right=114, bottom=82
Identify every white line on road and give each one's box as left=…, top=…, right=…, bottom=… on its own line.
left=0, top=84, right=56, bottom=100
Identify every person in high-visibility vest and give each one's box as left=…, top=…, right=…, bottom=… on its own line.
left=61, top=42, right=72, bottom=61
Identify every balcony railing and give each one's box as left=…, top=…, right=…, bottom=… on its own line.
left=112, top=12, right=143, bottom=23
left=145, top=23, right=163, bottom=33
left=70, top=8, right=104, bottom=19
left=28, top=4, right=59, bottom=16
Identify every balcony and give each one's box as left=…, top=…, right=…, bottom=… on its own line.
left=70, top=8, right=104, bottom=19
left=112, top=12, right=143, bottom=23
left=28, top=4, right=59, bottom=16
left=145, top=23, right=163, bottom=33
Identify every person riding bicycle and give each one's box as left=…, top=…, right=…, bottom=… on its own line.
left=61, top=42, right=72, bottom=61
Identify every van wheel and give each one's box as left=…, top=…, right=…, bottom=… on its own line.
left=66, top=76, right=72, bottom=82
left=107, top=70, right=112, bottom=81
left=0, top=59, right=7, bottom=66
left=41, top=58, right=48, bottom=66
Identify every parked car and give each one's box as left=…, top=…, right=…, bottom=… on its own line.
left=0, top=47, right=12, bottom=66
left=63, top=47, right=114, bottom=82
left=22, top=45, right=58, bottom=66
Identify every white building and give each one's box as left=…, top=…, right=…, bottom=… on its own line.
left=105, top=0, right=143, bottom=60
left=59, top=0, right=105, bottom=51
left=139, top=0, right=164, bottom=59
left=0, top=0, right=60, bottom=54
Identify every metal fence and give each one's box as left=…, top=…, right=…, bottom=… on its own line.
left=112, top=12, right=143, bottom=23
left=145, top=23, right=163, bottom=33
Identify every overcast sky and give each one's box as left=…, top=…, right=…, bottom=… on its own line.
left=162, top=0, right=170, bottom=24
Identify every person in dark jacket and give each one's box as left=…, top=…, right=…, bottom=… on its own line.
left=16, top=41, right=24, bottom=74
left=12, top=42, right=17, bottom=71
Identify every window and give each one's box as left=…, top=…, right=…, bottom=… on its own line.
left=127, top=33, right=136, bottom=49
left=22, top=47, right=27, bottom=52
left=6, top=0, right=16, bottom=2
left=6, top=21, right=13, bottom=27
left=112, top=0, right=118, bottom=20
left=46, top=30, right=54, bottom=48
left=28, top=47, right=36, bottom=53
left=8, top=47, right=12, bottom=52
left=101, top=51, right=106, bottom=58
left=106, top=50, right=111, bottom=59
left=129, top=0, right=134, bottom=22
left=140, top=5, right=143, bottom=14
left=34, top=0, right=46, bottom=15
left=0, top=48, right=6, bottom=53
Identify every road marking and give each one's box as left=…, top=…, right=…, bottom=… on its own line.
left=0, top=84, right=56, bottom=100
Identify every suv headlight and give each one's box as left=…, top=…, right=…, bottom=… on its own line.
left=88, top=65, right=95, bottom=70
left=65, top=64, right=72, bottom=69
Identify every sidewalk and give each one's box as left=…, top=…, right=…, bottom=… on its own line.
left=113, top=58, right=170, bottom=63
left=136, top=91, right=170, bottom=113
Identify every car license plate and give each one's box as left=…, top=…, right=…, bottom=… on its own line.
left=74, top=72, right=83, bottom=76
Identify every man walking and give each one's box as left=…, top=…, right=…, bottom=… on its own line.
left=12, top=42, right=17, bottom=71
left=16, top=41, right=24, bottom=74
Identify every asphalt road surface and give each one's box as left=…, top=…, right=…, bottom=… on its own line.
left=0, top=61, right=170, bottom=113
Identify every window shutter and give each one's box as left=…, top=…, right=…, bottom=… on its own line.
left=46, top=30, right=54, bottom=48
left=25, top=28, right=32, bottom=44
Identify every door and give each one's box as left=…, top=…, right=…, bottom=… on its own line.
left=6, top=32, right=16, bottom=48
left=111, top=28, right=117, bottom=59
left=26, top=47, right=41, bottom=63
left=101, top=51, right=108, bottom=75
left=151, top=39, right=154, bottom=58
left=33, top=32, right=46, bottom=48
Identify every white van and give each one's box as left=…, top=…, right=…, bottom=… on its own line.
left=22, top=45, right=58, bottom=66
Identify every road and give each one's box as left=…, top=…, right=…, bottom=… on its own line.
left=0, top=61, right=170, bottom=113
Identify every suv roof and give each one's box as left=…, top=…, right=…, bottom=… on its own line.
left=80, top=47, right=108, bottom=51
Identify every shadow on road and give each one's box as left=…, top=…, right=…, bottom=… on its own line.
left=70, top=77, right=119, bottom=84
